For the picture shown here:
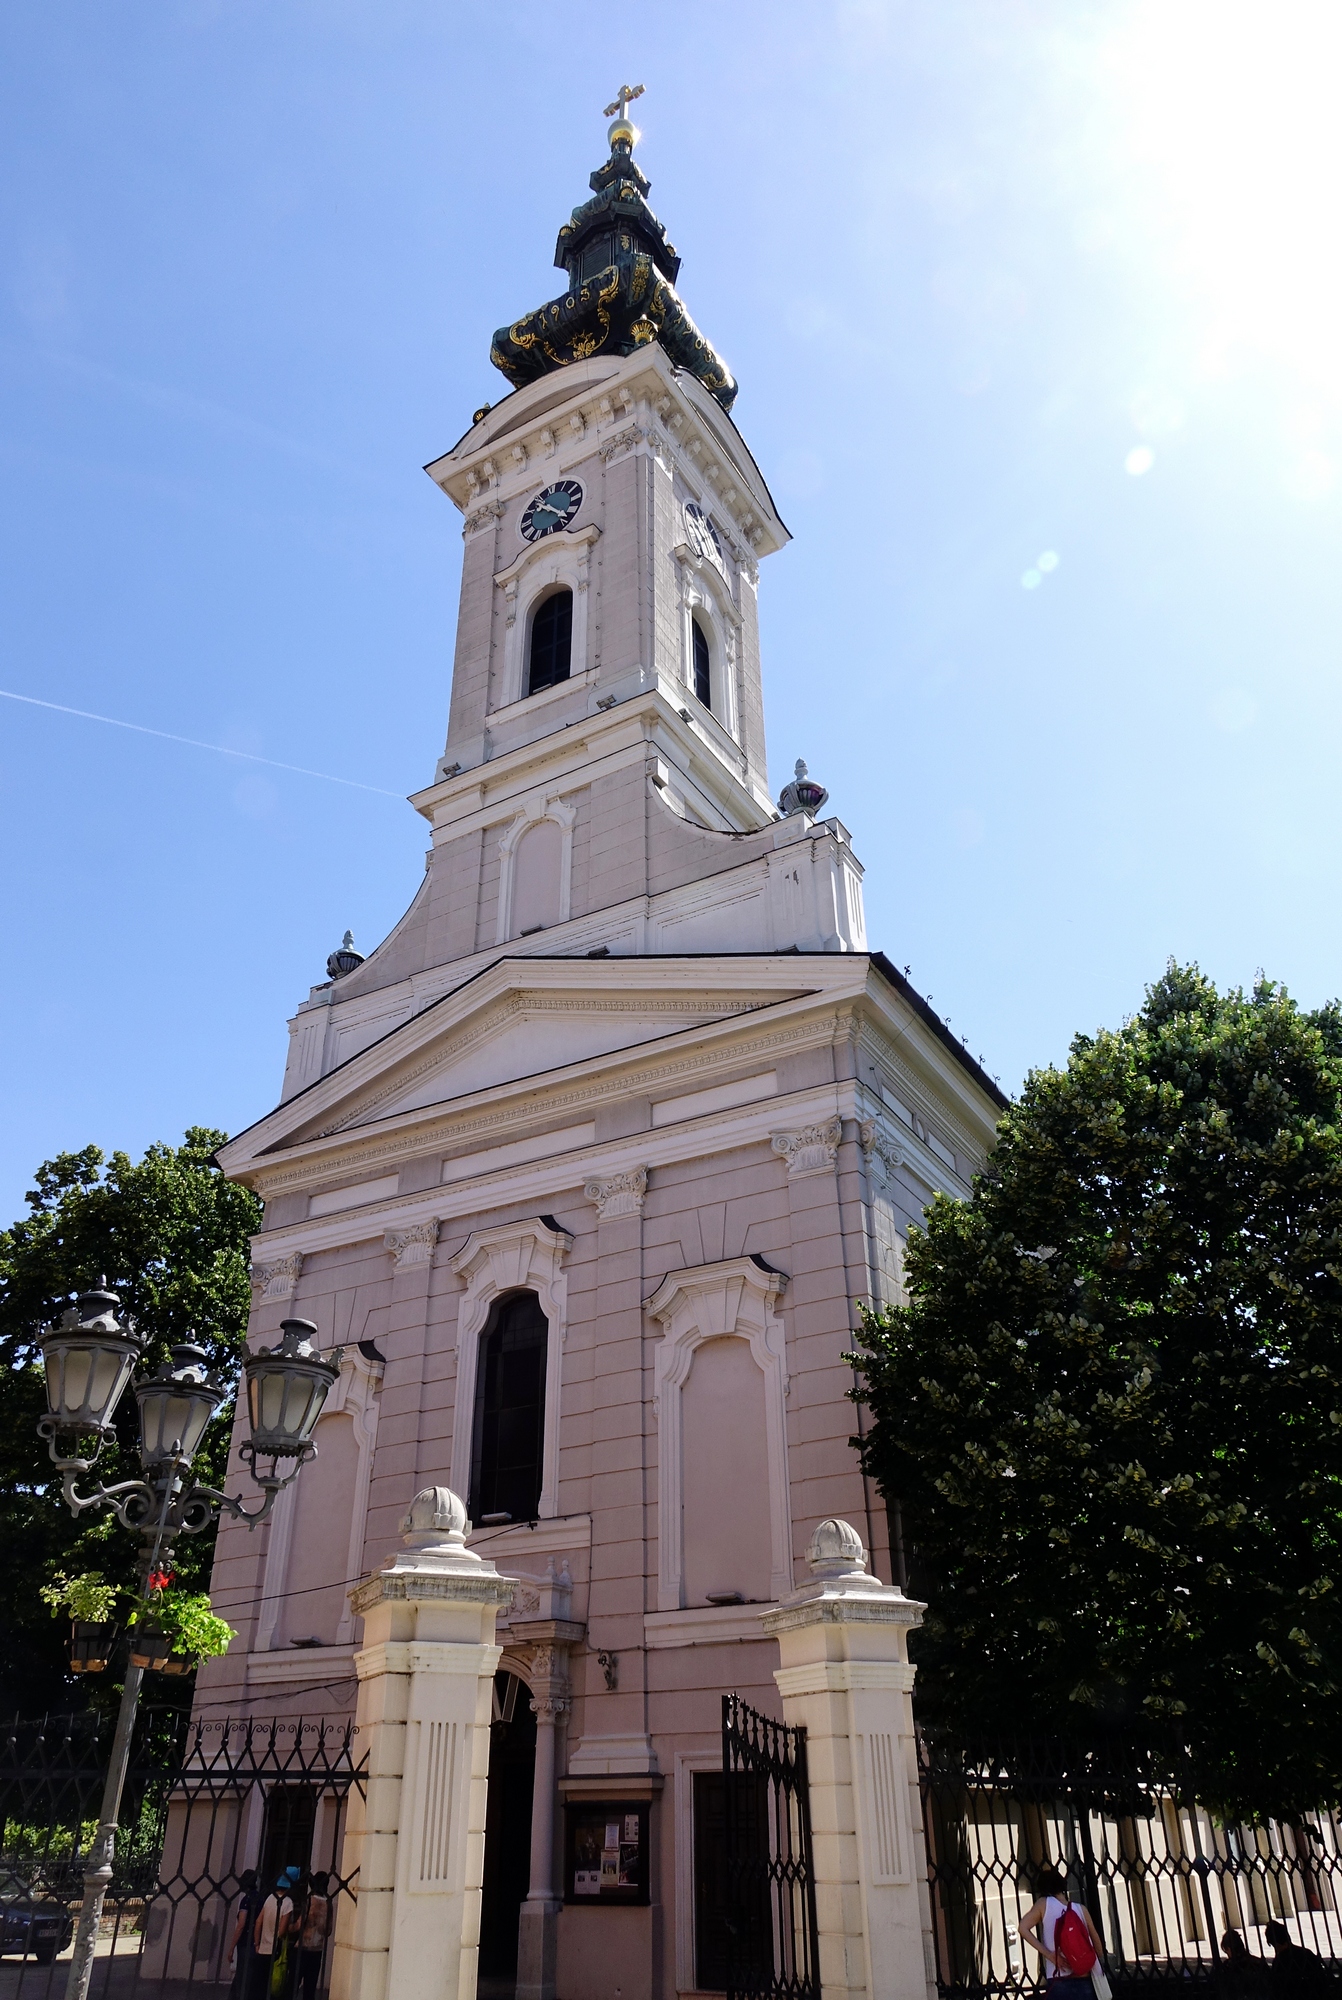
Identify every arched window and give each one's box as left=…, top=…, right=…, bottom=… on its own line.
left=528, top=590, right=573, bottom=695
left=692, top=618, right=712, bottom=710
left=470, top=1291, right=548, bottom=1524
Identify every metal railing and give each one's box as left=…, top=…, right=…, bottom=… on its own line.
left=920, top=1735, right=1342, bottom=1997
left=722, top=1695, right=821, bottom=2000
left=0, top=1709, right=365, bottom=1995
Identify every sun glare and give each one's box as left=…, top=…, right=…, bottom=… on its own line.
left=1107, top=1, right=1342, bottom=403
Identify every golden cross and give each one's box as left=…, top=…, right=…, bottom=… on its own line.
left=604, top=83, right=645, bottom=120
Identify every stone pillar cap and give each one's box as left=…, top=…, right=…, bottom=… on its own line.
left=401, top=1484, right=469, bottom=1552
left=807, top=1517, right=868, bottom=1579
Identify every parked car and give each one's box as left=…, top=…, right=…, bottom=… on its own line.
left=0, top=1871, right=75, bottom=1964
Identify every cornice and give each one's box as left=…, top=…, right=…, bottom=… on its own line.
left=248, top=1004, right=840, bottom=1200
left=309, top=987, right=783, bottom=1142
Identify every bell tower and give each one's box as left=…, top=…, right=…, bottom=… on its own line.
left=277, top=94, right=868, bottom=1098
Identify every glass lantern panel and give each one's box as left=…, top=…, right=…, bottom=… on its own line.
left=90, top=1347, right=129, bottom=1416
left=260, top=1371, right=287, bottom=1432
left=60, top=1347, right=94, bottom=1418
left=177, top=1391, right=216, bottom=1463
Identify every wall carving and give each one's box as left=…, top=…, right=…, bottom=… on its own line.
left=771, top=1117, right=843, bottom=1179
left=252, top=1253, right=303, bottom=1301
left=647, top=1257, right=792, bottom=1610
left=583, top=1166, right=649, bottom=1220
left=385, top=1220, right=439, bottom=1269
left=449, top=1218, right=573, bottom=1521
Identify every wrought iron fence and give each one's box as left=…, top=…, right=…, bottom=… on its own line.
left=721, top=1694, right=821, bottom=2000
left=920, top=1734, right=1342, bottom=1999
left=0, top=1709, right=364, bottom=1996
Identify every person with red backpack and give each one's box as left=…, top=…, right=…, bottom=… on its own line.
left=1019, top=1865, right=1108, bottom=1998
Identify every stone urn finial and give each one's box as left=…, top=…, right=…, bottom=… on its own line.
left=401, top=1485, right=470, bottom=1554
left=806, top=1517, right=868, bottom=1579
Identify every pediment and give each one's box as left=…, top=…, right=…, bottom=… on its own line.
left=221, top=960, right=816, bottom=1174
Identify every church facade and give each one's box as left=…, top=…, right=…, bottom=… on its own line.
left=200, top=101, right=1003, bottom=2000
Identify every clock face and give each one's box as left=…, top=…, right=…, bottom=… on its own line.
left=683, top=501, right=723, bottom=567
left=520, top=480, right=584, bottom=542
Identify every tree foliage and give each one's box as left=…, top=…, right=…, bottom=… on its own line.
left=0, top=1130, right=260, bottom=1717
left=855, top=965, right=1342, bottom=1820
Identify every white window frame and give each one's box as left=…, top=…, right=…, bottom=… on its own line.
left=449, top=1217, right=574, bottom=1523
left=493, top=524, right=600, bottom=709
left=646, top=1256, right=792, bottom=1611
left=673, top=544, right=741, bottom=739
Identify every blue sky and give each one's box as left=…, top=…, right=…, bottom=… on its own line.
left=2, top=2, right=1340, bottom=1220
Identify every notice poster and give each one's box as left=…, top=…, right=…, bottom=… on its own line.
left=565, top=1802, right=649, bottom=1905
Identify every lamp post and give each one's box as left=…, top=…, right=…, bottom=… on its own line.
left=37, top=1283, right=341, bottom=2000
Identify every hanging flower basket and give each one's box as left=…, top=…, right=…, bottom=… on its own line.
left=69, top=1620, right=117, bottom=1674
left=160, top=1655, right=193, bottom=1676
left=128, top=1624, right=172, bottom=1670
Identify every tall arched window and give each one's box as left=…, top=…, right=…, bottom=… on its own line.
left=528, top=590, right=573, bottom=695
left=470, top=1291, right=548, bottom=1523
left=692, top=618, right=712, bottom=710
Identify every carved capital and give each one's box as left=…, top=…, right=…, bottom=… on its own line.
left=600, top=424, right=644, bottom=464
left=463, top=499, right=505, bottom=537
left=531, top=1692, right=571, bottom=1721
left=771, top=1117, right=843, bottom=1179
left=860, top=1120, right=905, bottom=1189
left=252, top=1252, right=302, bottom=1301
left=584, top=1166, right=649, bottom=1221
left=385, top=1220, right=439, bottom=1269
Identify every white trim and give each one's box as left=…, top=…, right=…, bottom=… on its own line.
left=674, top=548, right=740, bottom=741
left=246, top=1644, right=356, bottom=1686
left=643, top=1604, right=778, bottom=1649
left=674, top=1742, right=726, bottom=1994
left=494, top=525, right=600, bottom=708
left=449, top=1217, right=574, bottom=1521
left=255, top=1343, right=383, bottom=1652
left=465, top=1512, right=592, bottom=1561
left=647, top=1257, right=792, bottom=1611
left=495, top=794, right=577, bottom=944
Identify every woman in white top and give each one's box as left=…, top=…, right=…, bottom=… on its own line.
left=1019, top=1865, right=1106, bottom=1996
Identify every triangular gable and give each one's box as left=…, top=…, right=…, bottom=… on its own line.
left=217, top=956, right=816, bottom=1175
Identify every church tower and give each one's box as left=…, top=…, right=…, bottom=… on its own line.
left=206, top=97, right=1003, bottom=2000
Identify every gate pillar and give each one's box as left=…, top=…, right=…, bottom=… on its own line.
left=330, top=1487, right=515, bottom=2000
left=762, top=1519, right=934, bottom=2000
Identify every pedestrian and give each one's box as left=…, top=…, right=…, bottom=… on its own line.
left=1019, top=1866, right=1107, bottom=2000
left=1218, top=1930, right=1270, bottom=2000
left=294, top=1870, right=332, bottom=2000
left=1264, top=1921, right=1327, bottom=2000
left=250, top=1873, right=295, bottom=2000
left=228, top=1870, right=261, bottom=2000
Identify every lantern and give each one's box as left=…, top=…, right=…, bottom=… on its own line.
left=243, top=1319, right=340, bottom=1462
left=134, top=1344, right=226, bottom=1470
left=40, top=1285, right=142, bottom=1439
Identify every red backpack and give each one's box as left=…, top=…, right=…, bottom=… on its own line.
left=1055, top=1900, right=1097, bottom=1978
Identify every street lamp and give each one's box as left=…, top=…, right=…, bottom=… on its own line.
left=37, top=1284, right=341, bottom=2000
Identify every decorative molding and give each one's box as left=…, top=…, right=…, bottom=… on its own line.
left=583, top=1165, right=648, bottom=1220
left=858, top=1119, right=906, bottom=1187
left=252, top=1252, right=303, bottom=1301
left=385, top=1219, right=439, bottom=1269
left=462, top=499, right=505, bottom=537
left=772, top=1116, right=843, bottom=1179
left=449, top=1218, right=574, bottom=1521
left=495, top=795, right=577, bottom=945
left=250, top=1009, right=830, bottom=1204
left=646, top=1257, right=792, bottom=1611
left=493, top=525, right=600, bottom=705
left=308, top=986, right=787, bottom=1144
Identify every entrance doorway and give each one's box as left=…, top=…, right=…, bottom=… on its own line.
left=479, top=1670, right=537, bottom=1989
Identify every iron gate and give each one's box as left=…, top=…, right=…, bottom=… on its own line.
left=721, top=1695, right=821, bottom=2000
left=920, top=1734, right=1342, bottom=1999
left=0, top=1708, right=365, bottom=1996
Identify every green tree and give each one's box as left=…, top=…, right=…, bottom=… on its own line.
left=0, top=1129, right=260, bottom=1717
left=854, top=965, right=1342, bottom=1819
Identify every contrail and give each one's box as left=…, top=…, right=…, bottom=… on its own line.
left=0, top=688, right=406, bottom=799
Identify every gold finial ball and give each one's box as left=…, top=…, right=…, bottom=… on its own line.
left=607, top=116, right=639, bottom=152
